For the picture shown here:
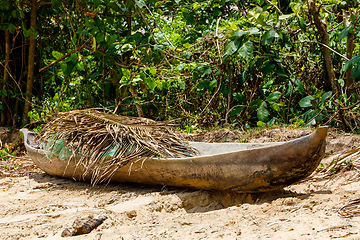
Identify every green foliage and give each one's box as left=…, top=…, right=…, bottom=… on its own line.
left=342, top=56, right=360, bottom=80
left=300, top=91, right=332, bottom=126
left=1, top=0, right=360, bottom=132
left=0, top=147, right=13, bottom=161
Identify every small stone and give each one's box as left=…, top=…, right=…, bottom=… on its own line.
left=126, top=210, right=137, bottom=218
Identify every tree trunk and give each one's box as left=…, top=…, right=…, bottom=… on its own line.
left=23, top=0, right=37, bottom=125
left=127, top=9, right=143, bottom=117
left=130, top=85, right=144, bottom=117
left=1, top=30, right=10, bottom=125
left=308, top=0, right=339, bottom=93
left=343, top=9, right=355, bottom=88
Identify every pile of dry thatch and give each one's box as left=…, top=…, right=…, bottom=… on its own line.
left=39, top=109, right=198, bottom=185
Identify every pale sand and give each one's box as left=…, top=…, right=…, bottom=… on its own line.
left=1, top=129, right=360, bottom=240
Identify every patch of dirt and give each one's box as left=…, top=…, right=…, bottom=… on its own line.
left=188, top=128, right=243, bottom=143
left=187, top=127, right=360, bottom=155
left=0, top=128, right=39, bottom=178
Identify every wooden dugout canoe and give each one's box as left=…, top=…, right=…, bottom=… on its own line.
left=21, top=127, right=327, bottom=192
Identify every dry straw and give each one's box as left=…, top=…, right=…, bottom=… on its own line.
left=39, top=109, right=198, bottom=185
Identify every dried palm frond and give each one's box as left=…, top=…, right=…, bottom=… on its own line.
left=337, top=198, right=360, bottom=217
left=304, top=146, right=360, bottom=186
left=39, top=109, right=199, bottom=185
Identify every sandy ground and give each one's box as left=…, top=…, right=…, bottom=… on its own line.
left=1, top=128, right=360, bottom=240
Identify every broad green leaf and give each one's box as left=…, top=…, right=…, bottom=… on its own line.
left=64, top=62, right=75, bottom=75
left=154, top=44, right=164, bottom=50
left=233, top=92, right=246, bottom=103
left=351, top=62, right=360, bottom=79
left=121, top=43, right=133, bottom=52
left=270, top=102, right=281, bottom=112
left=92, top=36, right=97, bottom=51
left=338, top=79, right=345, bottom=88
left=341, top=55, right=360, bottom=72
left=23, top=28, right=31, bottom=38
left=192, top=2, right=201, bottom=10
left=182, top=43, right=192, bottom=48
left=279, top=14, right=294, bottom=20
left=177, top=63, right=185, bottom=70
left=76, top=61, right=85, bottom=71
left=156, top=80, right=163, bottom=90
left=11, top=10, right=17, bottom=18
left=297, top=16, right=306, bottom=31
left=209, top=79, right=217, bottom=90
left=251, top=98, right=262, bottom=110
left=261, top=29, right=276, bottom=45
left=291, top=2, right=301, bottom=15
left=233, top=28, right=259, bottom=38
left=339, top=25, right=353, bottom=40
left=7, top=24, right=16, bottom=34
left=230, top=106, right=245, bottom=116
left=52, top=51, right=63, bottom=59
left=162, top=80, right=171, bottom=90
left=196, top=63, right=212, bottom=77
left=146, top=78, right=157, bottom=90
left=266, top=91, right=281, bottom=102
left=76, top=28, right=84, bottom=34
left=178, top=80, right=186, bottom=90
left=0, top=89, right=7, bottom=97
left=61, top=63, right=67, bottom=72
left=306, top=118, right=316, bottom=126
left=233, top=30, right=247, bottom=38
left=295, top=79, right=304, bottom=94
left=149, top=68, right=157, bottom=75
left=201, top=66, right=212, bottom=77
left=320, top=91, right=332, bottom=105
left=181, top=52, right=192, bottom=60
left=96, top=33, right=105, bottom=43
left=248, top=6, right=267, bottom=26
left=285, top=81, right=293, bottom=97
left=262, top=62, right=275, bottom=76
left=257, top=121, right=267, bottom=127
left=68, top=53, right=77, bottom=63
left=247, top=27, right=261, bottom=35
left=299, top=96, right=314, bottom=108
left=135, top=0, right=146, bottom=8
left=263, top=79, right=274, bottom=89
left=238, top=41, right=253, bottom=59
left=257, top=101, right=269, bottom=122
left=224, top=38, right=241, bottom=55
left=267, top=117, right=276, bottom=126
left=108, top=34, right=117, bottom=44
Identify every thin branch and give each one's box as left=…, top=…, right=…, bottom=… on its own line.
left=297, top=40, right=349, bottom=61
left=215, top=17, right=221, bottom=57
left=305, top=94, right=336, bottom=126
left=39, top=38, right=91, bottom=72
left=135, top=7, right=173, bottom=69
left=266, top=0, right=283, bottom=15
left=142, top=5, right=175, bottom=49
left=198, top=81, right=222, bottom=117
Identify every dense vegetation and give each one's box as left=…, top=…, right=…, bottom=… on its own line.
left=0, top=0, right=359, bottom=132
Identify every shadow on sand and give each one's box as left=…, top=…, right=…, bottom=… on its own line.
left=29, top=172, right=332, bottom=213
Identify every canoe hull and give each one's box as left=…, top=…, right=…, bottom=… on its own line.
left=22, top=127, right=327, bottom=192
